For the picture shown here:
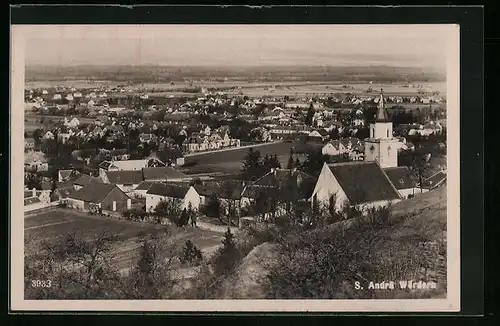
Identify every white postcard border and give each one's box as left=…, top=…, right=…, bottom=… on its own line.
left=10, top=24, right=461, bottom=312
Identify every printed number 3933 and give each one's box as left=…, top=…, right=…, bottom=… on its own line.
left=32, top=280, right=51, bottom=288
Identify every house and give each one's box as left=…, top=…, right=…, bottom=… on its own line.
left=340, top=137, right=362, bottom=153
left=195, top=180, right=247, bottom=216
left=67, top=183, right=131, bottom=213
left=349, top=148, right=365, bottom=161
left=421, top=170, right=447, bottom=191
left=73, top=174, right=103, bottom=191
left=146, top=183, right=200, bottom=213
left=132, top=181, right=156, bottom=199
left=58, top=169, right=81, bottom=182
left=109, top=149, right=130, bottom=161
left=308, top=130, right=324, bottom=142
left=39, top=182, right=55, bottom=203
left=57, top=132, right=72, bottom=144
left=103, top=170, right=144, bottom=193
left=24, top=152, right=49, bottom=172
left=310, top=161, right=402, bottom=212
left=50, top=182, right=76, bottom=203
left=52, top=94, right=62, bottom=101
left=142, top=167, right=187, bottom=182
left=107, top=106, right=126, bottom=113
left=43, top=131, right=55, bottom=140
left=139, top=133, right=156, bottom=144
left=64, top=117, right=80, bottom=128
left=322, top=140, right=345, bottom=156
left=24, top=187, right=51, bottom=204
left=201, top=125, right=211, bottom=136
left=24, top=138, right=35, bottom=151
left=383, top=166, right=420, bottom=199
left=242, top=168, right=316, bottom=214
left=99, top=159, right=163, bottom=178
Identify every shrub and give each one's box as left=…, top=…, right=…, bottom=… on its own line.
left=179, top=240, right=203, bottom=265
left=213, top=228, right=242, bottom=277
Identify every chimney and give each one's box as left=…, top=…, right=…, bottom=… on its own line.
left=127, top=198, right=131, bottom=210
left=32, top=188, right=37, bottom=198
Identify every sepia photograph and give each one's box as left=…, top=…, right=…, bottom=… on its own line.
left=11, top=23, right=460, bottom=312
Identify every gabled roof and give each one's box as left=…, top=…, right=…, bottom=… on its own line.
left=106, top=170, right=144, bottom=185
left=142, top=167, right=186, bottom=181
left=59, top=169, right=80, bottom=180
left=327, top=161, right=401, bottom=205
left=193, top=183, right=218, bottom=197
left=421, top=171, right=447, bottom=190
left=98, top=160, right=114, bottom=170
left=134, top=181, right=156, bottom=191
left=146, top=183, right=191, bottom=199
left=52, top=186, right=76, bottom=200
left=327, top=139, right=342, bottom=150
left=74, top=174, right=104, bottom=186
left=70, top=183, right=122, bottom=203
left=383, top=166, right=417, bottom=190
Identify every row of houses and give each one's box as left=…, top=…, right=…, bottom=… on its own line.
left=30, top=160, right=446, bottom=221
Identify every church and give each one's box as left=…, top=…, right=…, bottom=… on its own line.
left=310, top=90, right=420, bottom=212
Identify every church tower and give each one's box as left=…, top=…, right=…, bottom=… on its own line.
left=364, top=89, right=399, bottom=168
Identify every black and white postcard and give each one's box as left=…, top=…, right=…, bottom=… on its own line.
left=11, top=22, right=461, bottom=312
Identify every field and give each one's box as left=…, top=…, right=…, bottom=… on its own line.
left=182, top=141, right=300, bottom=174
left=25, top=209, right=224, bottom=272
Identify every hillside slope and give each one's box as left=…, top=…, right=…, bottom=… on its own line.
left=219, top=186, right=447, bottom=299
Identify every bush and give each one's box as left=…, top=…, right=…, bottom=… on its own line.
left=179, top=240, right=203, bottom=265
left=213, top=228, right=242, bottom=277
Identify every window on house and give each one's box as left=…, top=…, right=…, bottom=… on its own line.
left=387, top=129, right=389, bottom=138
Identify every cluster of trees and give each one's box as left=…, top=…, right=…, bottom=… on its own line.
left=24, top=225, right=244, bottom=300
left=263, top=204, right=446, bottom=299
left=240, top=148, right=282, bottom=181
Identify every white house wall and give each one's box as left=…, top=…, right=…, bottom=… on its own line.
left=397, top=188, right=426, bottom=199
left=182, top=187, right=201, bottom=210
left=67, top=198, right=85, bottom=210
left=146, top=194, right=163, bottom=213
left=310, top=164, right=349, bottom=211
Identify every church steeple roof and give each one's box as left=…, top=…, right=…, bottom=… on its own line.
left=375, top=89, right=390, bottom=122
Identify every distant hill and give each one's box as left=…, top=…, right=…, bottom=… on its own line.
left=25, top=65, right=446, bottom=84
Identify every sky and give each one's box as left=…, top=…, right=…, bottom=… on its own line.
left=22, top=25, right=454, bottom=69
